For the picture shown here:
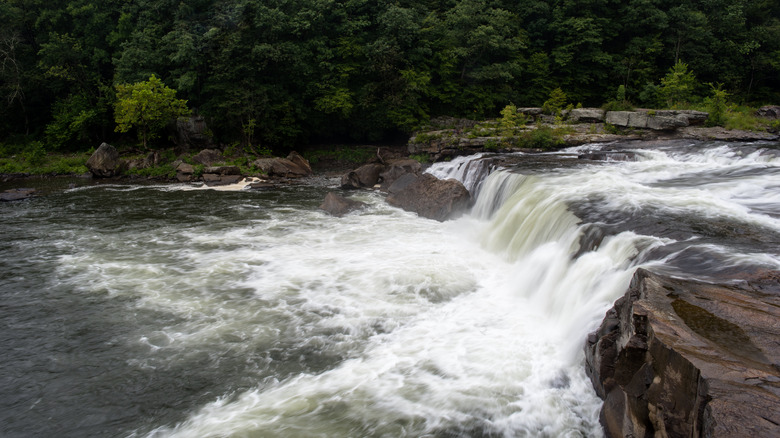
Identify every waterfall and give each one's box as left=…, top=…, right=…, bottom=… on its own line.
left=2, top=140, right=778, bottom=438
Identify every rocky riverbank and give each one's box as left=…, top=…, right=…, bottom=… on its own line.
left=585, top=268, right=780, bottom=437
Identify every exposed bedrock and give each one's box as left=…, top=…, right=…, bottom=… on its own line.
left=585, top=268, right=780, bottom=438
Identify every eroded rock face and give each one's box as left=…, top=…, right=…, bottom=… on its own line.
left=319, top=192, right=366, bottom=217
left=585, top=269, right=780, bottom=438
left=386, top=173, right=471, bottom=221
left=175, top=116, right=213, bottom=150
left=86, top=143, right=120, bottom=178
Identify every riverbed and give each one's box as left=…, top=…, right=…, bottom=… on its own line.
left=1, top=140, right=778, bottom=437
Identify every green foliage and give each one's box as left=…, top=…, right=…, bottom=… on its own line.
left=409, top=154, right=431, bottom=163
left=704, top=84, right=729, bottom=127
left=192, top=164, right=204, bottom=179
left=516, top=126, right=566, bottom=149
left=499, top=104, right=528, bottom=135
left=542, top=88, right=568, bottom=115
left=603, top=85, right=634, bottom=111
left=2, top=0, right=780, bottom=148
left=23, top=141, right=47, bottom=166
left=658, top=61, right=699, bottom=108
left=114, top=74, right=190, bottom=149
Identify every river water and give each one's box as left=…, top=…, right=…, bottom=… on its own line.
left=1, top=140, right=778, bottom=437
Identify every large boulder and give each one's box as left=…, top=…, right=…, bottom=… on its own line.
left=319, top=192, right=366, bottom=217
left=386, top=173, right=471, bottom=221
left=341, top=163, right=385, bottom=189
left=86, top=143, right=120, bottom=178
left=379, top=159, right=422, bottom=191
left=286, top=151, right=313, bottom=175
left=191, top=149, right=223, bottom=166
left=585, top=269, right=780, bottom=438
left=252, top=154, right=312, bottom=178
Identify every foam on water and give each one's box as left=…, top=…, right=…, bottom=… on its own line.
left=2, top=140, right=777, bottom=437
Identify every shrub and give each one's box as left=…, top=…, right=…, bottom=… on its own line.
left=658, top=61, right=698, bottom=108
left=704, top=84, right=729, bottom=127
left=542, top=88, right=568, bottom=115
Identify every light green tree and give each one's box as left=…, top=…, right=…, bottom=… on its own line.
left=114, top=74, right=190, bottom=148
left=658, top=60, right=698, bottom=107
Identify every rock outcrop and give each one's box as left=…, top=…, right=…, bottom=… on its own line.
left=86, top=143, right=120, bottom=178
left=319, top=192, right=366, bottom=217
left=175, top=116, right=213, bottom=151
left=756, top=105, right=780, bottom=119
left=585, top=268, right=780, bottom=438
left=386, top=173, right=471, bottom=221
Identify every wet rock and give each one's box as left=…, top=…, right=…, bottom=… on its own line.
left=585, top=269, right=780, bottom=438
left=1, top=188, right=35, bottom=202
left=578, top=151, right=636, bottom=161
left=191, top=149, right=224, bottom=166
left=202, top=174, right=242, bottom=186
left=319, top=192, right=366, bottom=217
left=86, top=143, right=120, bottom=178
left=386, top=173, right=471, bottom=221
left=341, top=163, right=385, bottom=189
left=379, top=159, right=422, bottom=191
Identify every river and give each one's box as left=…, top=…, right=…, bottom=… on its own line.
left=1, top=140, right=778, bottom=437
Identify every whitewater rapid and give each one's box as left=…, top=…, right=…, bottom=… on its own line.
left=1, top=140, right=777, bottom=438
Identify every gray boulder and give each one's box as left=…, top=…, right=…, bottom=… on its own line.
left=341, top=163, right=385, bottom=189
left=386, top=173, right=471, bottom=221
left=319, top=192, right=366, bottom=217
left=86, top=143, right=120, bottom=178
left=379, top=159, right=422, bottom=191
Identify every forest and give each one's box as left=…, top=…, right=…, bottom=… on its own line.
left=1, top=0, right=779, bottom=152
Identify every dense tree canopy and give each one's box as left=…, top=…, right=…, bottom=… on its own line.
left=1, top=0, right=779, bottom=150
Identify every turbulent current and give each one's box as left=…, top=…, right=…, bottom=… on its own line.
left=1, top=140, right=778, bottom=437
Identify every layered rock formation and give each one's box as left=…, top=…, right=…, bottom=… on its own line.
left=585, top=268, right=780, bottom=437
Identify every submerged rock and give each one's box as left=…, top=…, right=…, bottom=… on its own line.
left=585, top=269, right=780, bottom=438
left=386, top=173, right=471, bottom=221
left=319, top=192, right=366, bottom=217
left=1, top=188, right=35, bottom=201
left=86, top=143, right=120, bottom=178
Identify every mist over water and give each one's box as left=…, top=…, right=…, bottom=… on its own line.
left=1, top=140, right=778, bottom=437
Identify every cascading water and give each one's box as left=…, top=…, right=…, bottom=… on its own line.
left=0, top=140, right=778, bottom=438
